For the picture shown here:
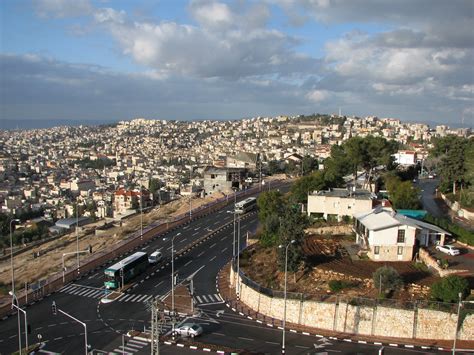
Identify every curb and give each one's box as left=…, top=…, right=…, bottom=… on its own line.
left=216, top=263, right=472, bottom=353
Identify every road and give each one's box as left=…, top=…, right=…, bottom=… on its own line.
left=0, top=183, right=465, bottom=354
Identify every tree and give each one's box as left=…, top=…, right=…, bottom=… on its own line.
left=278, top=206, right=309, bottom=274
left=373, top=266, right=403, bottom=296
left=289, top=171, right=329, bottom=204
left=431, top=136, right=469, bottom=194
left=385, top=174, right=422, bottom=209
left=430, top=275, right=469, bottom=303
left=256, top=190, right=285, bottom=225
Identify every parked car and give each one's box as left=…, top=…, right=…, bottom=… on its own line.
left=435, top=244, right=460, bottom=256
left=174, top=323, right=203, bottom=338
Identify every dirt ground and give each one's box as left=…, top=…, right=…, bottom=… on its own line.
left=0, top=192, right=226, bottom=298
left=241, top=235, right=439, bottom=302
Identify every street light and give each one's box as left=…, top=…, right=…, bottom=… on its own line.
left=453, top=293, right=474, bottom=354
left=76, top=198, right=80, bottom=269
left=10, top=292, right=28, bottom=353
left=171, top=232, right=180, bottom=336
left=233, top=192, right=237, bottom=259
left=10, top=218, right=20, bottom=294
left=52, top=302, right=89, bottom=355
left=140, top=187, right=143, bottom=241
left=236, top=214, right=241, bottom=299
left=279, top=239, right=296, bottom=355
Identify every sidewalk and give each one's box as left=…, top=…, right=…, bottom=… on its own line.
left=217, top=262, right=474, bottom=352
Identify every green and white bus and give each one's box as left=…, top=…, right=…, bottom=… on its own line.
left=104, top=252, right=149, bottom=289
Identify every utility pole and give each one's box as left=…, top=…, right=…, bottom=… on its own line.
left=151, top=300, right=162, bottom=355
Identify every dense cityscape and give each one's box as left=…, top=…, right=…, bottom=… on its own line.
left=1, top=0, right=473, bottom=354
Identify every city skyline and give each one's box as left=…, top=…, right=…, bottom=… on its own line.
left=1, top=0, right=473, bottom=125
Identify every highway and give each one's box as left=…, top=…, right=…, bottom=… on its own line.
left=0, top=185, right=451, bottom=354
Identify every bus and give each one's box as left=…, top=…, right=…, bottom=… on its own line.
left=235, top=197, right=257, bottom=214
left=104, top=252, right=149, bottom=289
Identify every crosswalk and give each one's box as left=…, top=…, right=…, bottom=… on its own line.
left=59, top=284, right=153, bottom=303
left=194, top=293, right=223, bottom=305
left=59, top=284, right=108, bottom=299
left=116, top=293, right=153, bottom=303
left=110, top=338, right=149, bottom=354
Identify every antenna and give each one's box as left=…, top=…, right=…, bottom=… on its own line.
left=339, top=107, right=342, bottom=117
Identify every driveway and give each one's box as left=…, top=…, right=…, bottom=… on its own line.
left=429, top=243, right=474, bottom=276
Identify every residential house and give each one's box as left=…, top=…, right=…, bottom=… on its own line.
left=353, top=207, right=450, bottom=261
left=307, top=188, right=376, bottom=221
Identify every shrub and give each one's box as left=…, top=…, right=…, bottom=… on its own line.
left=329, top=280, right=351, bottom=292
left=430, top=275, right=469, bottom=303
left=373, top=266, right=403, bottom=296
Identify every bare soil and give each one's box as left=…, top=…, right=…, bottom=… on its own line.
left=240, top=235, right=439, bottom=302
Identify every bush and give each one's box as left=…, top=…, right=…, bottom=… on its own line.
left=430, top=275, right=469, bottom=303
left=329, top=280, right=351, bottom=292
left=373, top=266, right=403, bottom=296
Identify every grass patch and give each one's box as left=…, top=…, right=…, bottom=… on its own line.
left=413, top=262, right=429, bottom=272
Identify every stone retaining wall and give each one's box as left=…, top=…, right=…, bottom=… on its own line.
left=233, top=270, right=473, bottom=341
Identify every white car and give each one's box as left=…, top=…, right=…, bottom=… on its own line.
left=174, top=323, right=203, bottom=338
left=435, top=244, right=460, bottom=256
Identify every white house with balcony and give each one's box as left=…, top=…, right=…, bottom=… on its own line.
left=307, top=188, right=376, bottom=221
left=353, top=207, right=450, bottom=262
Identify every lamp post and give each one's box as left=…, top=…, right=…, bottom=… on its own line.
left=236, top=215, right=241, bottom=299
left=76, top=198, right=80, bottom=269
left=140, top=188, right=143, bottom=241
left=53, top=304, right=89, bottom=355
left=10, top=218, right=20, bottom=295
left=10, top=292, right=28, bottom=353
left=279, top=239, right=296, bottom=355
left=171, top=232, right=180, bottom=336
left=452, top=293, right=474, bottom=354
left=233, top=192, right=237, bottom=259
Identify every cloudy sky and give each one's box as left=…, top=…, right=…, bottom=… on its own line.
left=1, top=0, right=473, bottom=126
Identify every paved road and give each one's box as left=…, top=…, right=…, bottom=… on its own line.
left=418, top=178, right=445, bottom=218
left=1, top=182, right=466, bottom=354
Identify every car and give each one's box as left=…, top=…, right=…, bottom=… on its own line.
left=435, top=244, right=460, bottom=256
left=174, top=323, right=203, bottom=338
left=148, top=250, right=162, bottom=264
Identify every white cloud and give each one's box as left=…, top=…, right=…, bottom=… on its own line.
left=189, top=1, right=233, bottom=29
left=306, top=89, right=329, bottom=102
left=92, top=4, right=317, bottom=79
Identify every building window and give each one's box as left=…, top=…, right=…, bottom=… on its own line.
left=398, top=246, right=403, bottom=255
left=397, top=230, right=405, bottom=243
left=374, top=246, right=380, bottom=255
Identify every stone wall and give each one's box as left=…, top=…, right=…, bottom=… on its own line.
left=235, top=272, right=473, bottom=341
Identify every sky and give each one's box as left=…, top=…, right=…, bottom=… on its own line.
left=1, top=0, right=473, bottom=126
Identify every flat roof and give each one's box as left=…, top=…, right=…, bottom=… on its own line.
left=310, top=188, right=374, bottom=200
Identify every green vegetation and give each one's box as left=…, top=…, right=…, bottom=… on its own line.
left=430, top=136, right=474, bottom=207
left=328, top=280, right=352, bottom=292
left=256, top=191, right=309, bottom=273
left=430, top=275, right=469, bottom=303
left=373, top=266, right=403, bottom=297
left=384, top=174, right=422, bottom=209
left=423, top=214, right=474, bottom=246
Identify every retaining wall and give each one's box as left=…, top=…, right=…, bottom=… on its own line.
left=233, top=271, right=474, bottom=341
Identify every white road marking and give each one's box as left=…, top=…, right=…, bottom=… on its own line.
left=154, top=281, right=164, bottom=288
left=209, top=256, right=216, bottom=261
left=184, top=260, right=193, bottom=267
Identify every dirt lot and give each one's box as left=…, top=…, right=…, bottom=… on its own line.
left=240, top=235, right=440, bottom=301
left=0, top=192, right=226, bottom=299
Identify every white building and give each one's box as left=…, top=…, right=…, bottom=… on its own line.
left=392, top=150, right=417, bottom=166
left=353, top=207, right=450, bottom=262
left=307, top=188, right=376, bottom=221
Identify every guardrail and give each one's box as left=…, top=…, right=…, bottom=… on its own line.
left=0, top=180, right=288, bottom=319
